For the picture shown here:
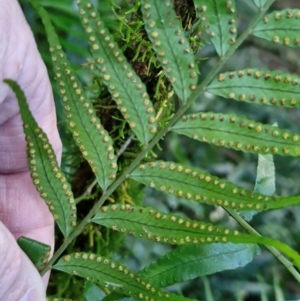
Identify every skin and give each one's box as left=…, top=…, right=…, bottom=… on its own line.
left=0, top=0, right=61, bottom=299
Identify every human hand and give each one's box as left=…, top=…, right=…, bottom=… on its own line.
left=0, top=0, right=62, bottom=300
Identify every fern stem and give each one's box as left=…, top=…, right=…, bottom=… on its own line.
left=116, top=133, right=135, bottom=159
left=225, top=208, right=300, bottom=283
left=40, top=0, right=276, bottom=276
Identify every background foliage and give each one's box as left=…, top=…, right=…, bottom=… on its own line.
left=15, top=0, right=300, bottom=300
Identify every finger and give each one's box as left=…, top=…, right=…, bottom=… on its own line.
left=0, top=1, right=61, bottom=236
left=0, top=0, right=62, bottom=172
left=0, top=0, right=62, bottom=287
left=0, top=222, right=46, bottom=301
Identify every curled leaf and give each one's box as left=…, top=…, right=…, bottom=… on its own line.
left=17, top=236, right=51, bottom=271
left=254, top=154, right=276, bottom=196
left=240, top=152, right=276, bottom=221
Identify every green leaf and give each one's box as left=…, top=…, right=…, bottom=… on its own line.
left=41, top=0, right=79, bottom=19
left=41, top=0, right=86, bottom=39
left=129, top=161, right=300, bottom=212
left=92, top=204, right=238, bottom=245
left=92, top=204, right=300, bottom=266
left=253, top=0, right=268, bottom=8
left=129, top=160, right=276, bottom=211
left=60, top=39, right=90, bottom=58
left=171, top=112, right=300, bottom=156
left=53, top=252, right=197, bottom=301
left=17, top=236, right=51, bottom=271
left=266, top=194, right=300, bottom=210
left=207, top=69, right=300, bottom=109
left=253, top=9, right=300, bottom=47
left=83, top=281, right=106, bottom=301
left=29, top=0, right=118, bottom=190
left=194, top=0, right=237, bottom=57
left=100, top=292, right=124, bottom=301
left=76, top=0, right=158, bottom=145
left=138, top=243, right=259, bottom=287
left=141, top=0, right=198, bottom=101
left=240, top=153, right=275, bottom=221
left=50, top=15, right=86, bottom=41
left=41, top=1, right=89, bottom=55
left=4, top=79, right=77, bottom=237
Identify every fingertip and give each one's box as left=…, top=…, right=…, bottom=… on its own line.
left=0, top=222, right=46, bottom=300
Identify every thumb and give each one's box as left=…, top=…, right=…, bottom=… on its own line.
left=0, top=222, right=46, bottom=301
